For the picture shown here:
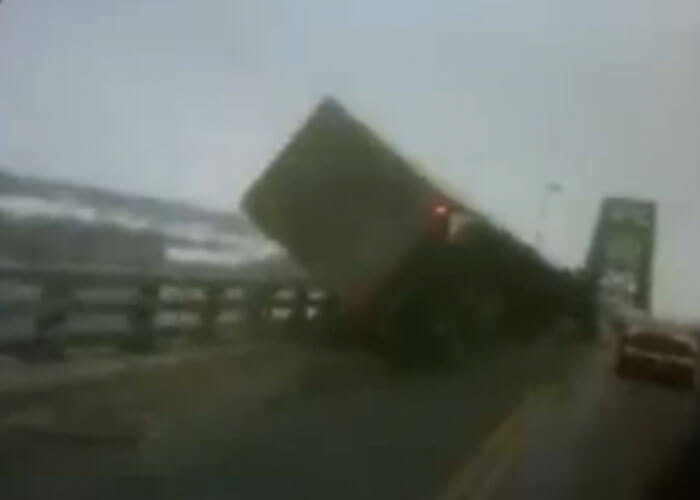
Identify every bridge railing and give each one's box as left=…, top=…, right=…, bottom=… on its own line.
left=0, top=265, right=334, bottom=355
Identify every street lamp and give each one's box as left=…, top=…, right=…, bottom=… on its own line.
left=535, top=182, right=562, bottom=252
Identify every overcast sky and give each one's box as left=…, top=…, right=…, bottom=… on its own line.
left=1, top=0, right=699, bottom=319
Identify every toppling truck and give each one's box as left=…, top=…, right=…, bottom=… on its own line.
left=243, top=98, right=594, bottom=364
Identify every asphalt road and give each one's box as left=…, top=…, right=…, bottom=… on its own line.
left=135, top=338, right=584, bottom=500
left=484, top=347, right=698, bottom=500
left=3, top=339, right=698, bottom=500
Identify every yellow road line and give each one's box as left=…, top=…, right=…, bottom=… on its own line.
left=437, top=385, right=559, bottom=500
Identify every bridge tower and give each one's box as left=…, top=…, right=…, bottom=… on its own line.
left=586, top=197, right=656, bottom=311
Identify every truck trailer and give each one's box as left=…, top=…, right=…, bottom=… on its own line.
left=243, top=98, right=593, bottom=364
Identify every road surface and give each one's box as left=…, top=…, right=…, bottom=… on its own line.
left=2, top=338, right=697, bottom=500
left=472, top=346, right=698, bottom=500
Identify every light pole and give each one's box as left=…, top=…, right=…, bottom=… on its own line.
left=535, top=182, right=562, bottom=253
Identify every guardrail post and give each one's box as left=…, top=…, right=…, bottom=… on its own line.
left=195, top=284, right=223, bottom=342
left=288, top=285, right=308, bottom=334
left=32, top=281, right=72, bottom=360
left=312, top=291, right=338, bottom=322
left=310, top=293, right=341, bottom=344
left=245, top=283, right=270, bottom=329
left=123, top=281, right=159, bottom=352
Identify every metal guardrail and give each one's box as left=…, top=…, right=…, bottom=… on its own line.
left=0, top=265, right=334, bottom=351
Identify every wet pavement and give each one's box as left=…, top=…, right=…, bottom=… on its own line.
left=486, top=348, right=698, bottom=500
left=2, top=339, right=698, bottom=500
